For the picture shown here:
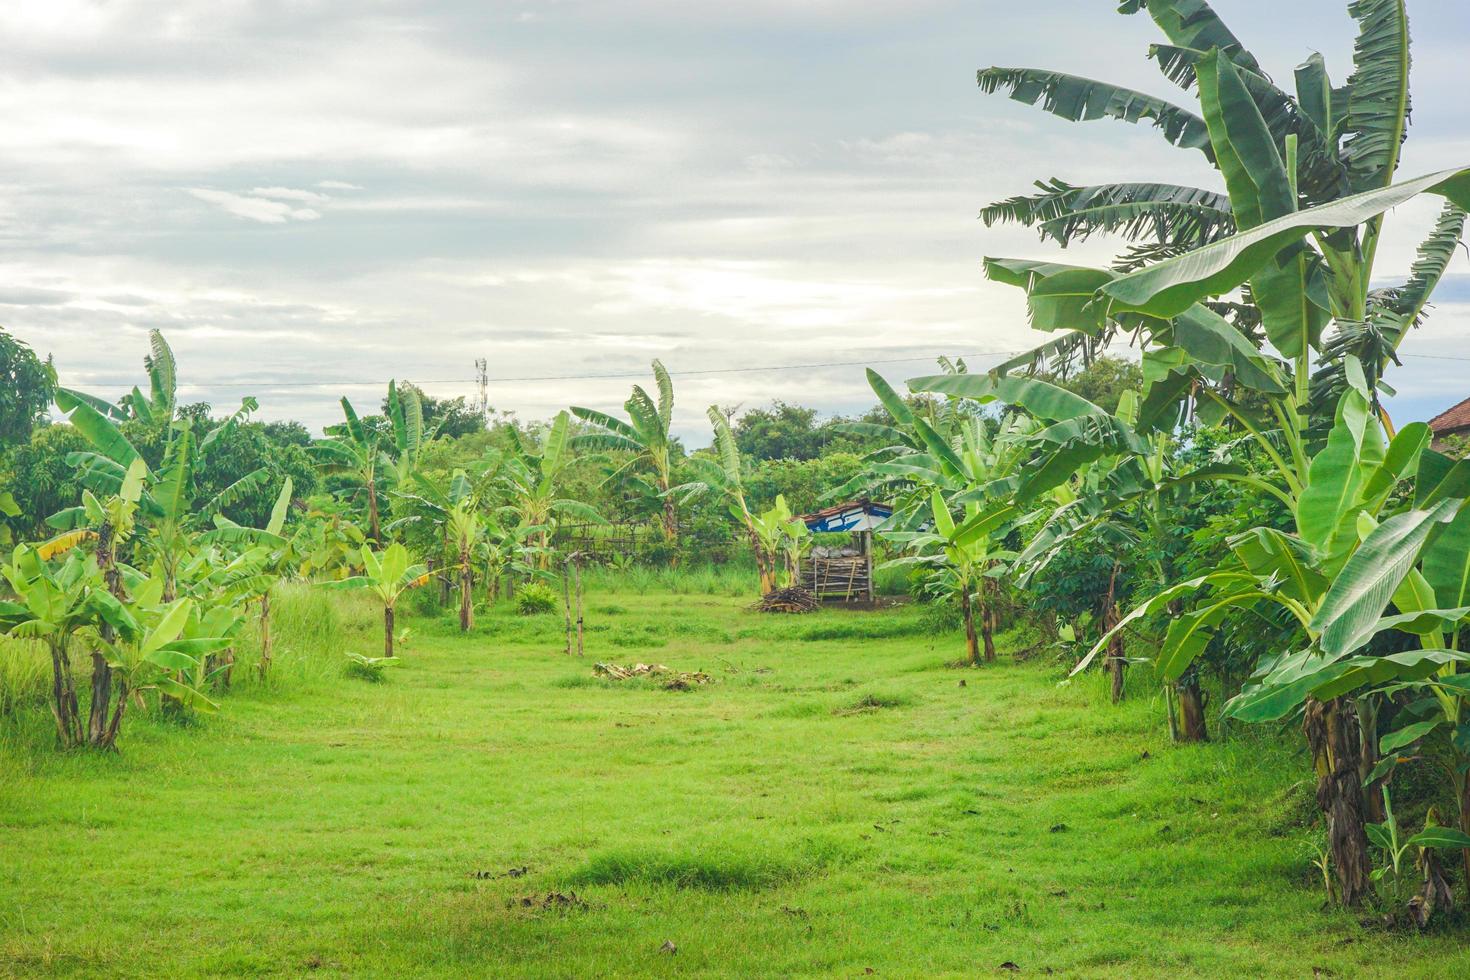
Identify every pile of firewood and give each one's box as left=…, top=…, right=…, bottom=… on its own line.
left=754, top=586, right=819, bottom=614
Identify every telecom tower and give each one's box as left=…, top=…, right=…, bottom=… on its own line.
left=474, top=357, right=489, bottom=420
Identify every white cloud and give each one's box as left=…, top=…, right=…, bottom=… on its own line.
left=251, top=186, right=329, bottom=203
left=316, top=180, right=364, bottom=191
left=185, top=189, right=322, bottom=224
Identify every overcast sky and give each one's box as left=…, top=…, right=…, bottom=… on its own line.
left=4, top=0, right=1468, bottom=441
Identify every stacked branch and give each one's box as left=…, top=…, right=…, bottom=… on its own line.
left=753, top=586, right=819, bottom=614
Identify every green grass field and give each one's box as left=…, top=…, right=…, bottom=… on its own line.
left=2, top=585, right=1465, bottom=977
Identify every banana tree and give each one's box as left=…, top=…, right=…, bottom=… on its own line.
left=479, top=517, right=543, bottom=602
left=391, top=469, right=482, bottom=631
left=571, top=360, right=681, bottom=547
left=80, top=587, right=227, bottom=748
left=296, top=504, right=367, bottom=580
left=747, top=495, right=810, bottom=590
left=1079, top=371, right=1460, bottom=905
left=52, top=384, right=268, bottom=601
left=1, top=547, right=99, bottom=747
left=1012, top=391, right=1254, bottom=721
left=976, top=0, right=1466, bottom=426
left=312, top=397, right=385, bottom=542
left=320, top=543, right=429, bottom=658
left=25, top=455, right=238, bottom=733
left=493, top=412, right=602, bottom=569
left=380, top=380, right=446, bottom=496
left=677, top=409, right=778, bottom=592
left=882, top=492, right=1023, bottom=665
left=446, top=502, right=486, bottom=631
left=40, top=458, right=148, bottom=741
left=53, top=329, right=178, bottom=426
left=199, top=477, right=294, bottom=675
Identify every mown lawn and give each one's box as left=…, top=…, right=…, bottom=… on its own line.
left=1, top=587, right=1465, bottom=977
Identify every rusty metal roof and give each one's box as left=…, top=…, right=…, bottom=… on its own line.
left=798, top=498, right=890, bottom=522
left=1429, top=396, right=1470, bottom=436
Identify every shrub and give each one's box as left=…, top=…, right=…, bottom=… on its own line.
left=516, top=582, right=559, bottom=615
left=343, top=652, right=399, bottom=682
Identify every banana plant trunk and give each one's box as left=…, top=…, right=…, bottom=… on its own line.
left=48, top=639, right=82, bottom=749
left=1457, top=770, right=1470, bottom=907
left=384, top=605, right=395, bottom=658
left=1175, top=676, right=1208, bottom=742
left=87, top=520, right=119, bottom=747
left=662, top=492, right=680, bottom=564
left=1304, top=697, right=1372, bottom=907
left=978, top=580, right=996, bottom=663
left=87, top=652, right=113, bottom=746
left=1107, top=626, right=1126, bottom=704
left=1103, top=563, right=1124, bottom=703
left=961, top=589, right=980, bottom=666
left=458, top=555, right=473, bottom=633
left=206, top=644, right=235, bottom=689
left=1357, top=698, right=1386, bottom=824
left=99, top=679, right=129, bottom=751
left=367, top=481, right=381, bottom=543
left=258, top=591, right=272, bottom=679
left=749, top=529, right=776, bottom=594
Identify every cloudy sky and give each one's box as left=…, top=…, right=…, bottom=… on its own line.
left=4, top=0, right=1469, bottom=441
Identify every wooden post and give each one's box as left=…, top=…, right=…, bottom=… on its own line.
left=573, top=556, right=585, bottom=657
left=562, top=558, right=573, bottom=656
left=862, top=530, right=874, bottom=605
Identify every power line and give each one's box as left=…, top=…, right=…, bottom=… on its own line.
left=63, top=348, right=1045, bottom=392
left=58, top=346, right=1470, bottom=395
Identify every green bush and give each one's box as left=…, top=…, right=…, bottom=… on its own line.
left=516, top=582, right=559, bottom=615
left=343, top=652, right=399, bottom=682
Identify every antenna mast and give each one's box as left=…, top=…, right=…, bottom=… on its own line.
left=474, top=357, right=489, bottom=420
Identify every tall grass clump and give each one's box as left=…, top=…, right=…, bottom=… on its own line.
left=0, top=636, right=50, bottom=718
left=582, top=560, right=756, bottom=597
left=565, top=846, right=808, bottom=891
left=871, top=562, right=911, bottom=597
left=236, top=583, right=370, bottom=686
